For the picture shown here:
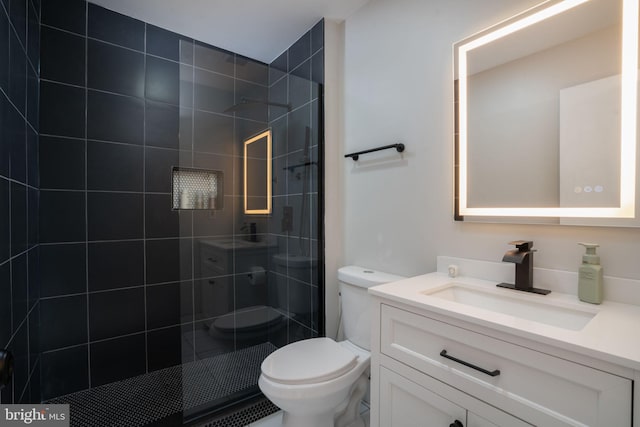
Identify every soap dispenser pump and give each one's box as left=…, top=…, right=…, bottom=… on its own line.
left=578, top=243, right=603, bottom=304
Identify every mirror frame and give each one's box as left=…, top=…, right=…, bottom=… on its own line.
left=454, top=0, right=638, bottom=220
left=244, top=129, right=272, bottom=215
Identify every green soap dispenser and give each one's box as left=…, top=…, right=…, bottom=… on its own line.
left=578, top=243, right=603, bottom=304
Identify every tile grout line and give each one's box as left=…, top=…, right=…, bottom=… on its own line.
left=83, top=0, right=92, bottom=390
left=38, top=232, right=319, bottom=246
left=39, top=317, right=191, bottom=355
left=40, top=78, right=273, bottom=125
left=189, top=37, right=197, bottom=364
left=22, top=8, right=32, bottom=387
left=0, top=84, right=38, bottom=136
left=284, top=46, right=290, bottom=342
left=232, top=51, right=237, bottom=352
left=142, top=22, right=149, bottom=375
left=7, top=119, right=14, bottom=401
left=41, top=22, right=270, bottom=87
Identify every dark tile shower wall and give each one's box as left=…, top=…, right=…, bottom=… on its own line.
left=0, top=0, right=41, bottom=405
left=265, top=21, right=324, bottom=342
left=37, top=0, right=324, bottom=404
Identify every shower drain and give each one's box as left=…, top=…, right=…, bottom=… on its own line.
left=195, top=397, right=279, bottom=427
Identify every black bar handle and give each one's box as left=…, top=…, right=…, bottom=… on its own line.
left=344, top=143, right=405, bottom=161
left=440, top=349, right=500, bottom=377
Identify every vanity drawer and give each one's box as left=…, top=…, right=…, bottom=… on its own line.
left=380, top=304, right=632, bottom=427
left=199, top=244, right=229, bottom=274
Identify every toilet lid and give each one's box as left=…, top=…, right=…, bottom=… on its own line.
left=213, top=306, right=283, bottom=332
left=261, top=338, right=358, bottom=385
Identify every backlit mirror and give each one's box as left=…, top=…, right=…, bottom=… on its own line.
left=244, top=129, right=272, bottom=215
left=454, top=0, right=639, bottom=226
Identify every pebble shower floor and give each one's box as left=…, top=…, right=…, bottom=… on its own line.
left=46, top=342, right=278, bottom=427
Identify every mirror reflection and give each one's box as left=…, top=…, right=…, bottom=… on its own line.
left=244, top=129, right=272, bottom=214
left=455, top=0, right=639, bottom=224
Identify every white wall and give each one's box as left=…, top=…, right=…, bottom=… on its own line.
left=336, top=0, right=640, bottom=283
left=324, top=20, right=346, bottom=339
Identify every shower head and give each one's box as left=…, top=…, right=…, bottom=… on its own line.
left=224, top=97, right=292, bottom=113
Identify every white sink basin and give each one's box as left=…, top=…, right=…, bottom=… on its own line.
left=423, top=283, right=597, bottom=331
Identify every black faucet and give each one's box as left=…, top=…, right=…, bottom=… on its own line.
left=497, top=241, right=550, bottom=295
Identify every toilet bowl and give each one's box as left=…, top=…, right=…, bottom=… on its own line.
left=258, top=266, right=405, bottom=427
left=259, top=339, right=369, bottom=427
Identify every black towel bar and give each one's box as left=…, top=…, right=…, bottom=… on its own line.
left=345, top=143, right=405, bottom=161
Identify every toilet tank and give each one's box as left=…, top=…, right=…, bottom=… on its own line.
left=338, top=266, right=405, bottom=350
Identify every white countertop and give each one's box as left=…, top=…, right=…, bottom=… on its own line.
left=369, top=272, right=640, bottom=371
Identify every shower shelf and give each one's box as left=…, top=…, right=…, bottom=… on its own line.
left=172, top=167, right=224, bottom=210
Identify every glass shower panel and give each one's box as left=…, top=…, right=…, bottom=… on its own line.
left=178, top=40, right=281, bottom=422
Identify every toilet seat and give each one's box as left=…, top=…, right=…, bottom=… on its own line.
left=261, top=338, right=358, bottom=385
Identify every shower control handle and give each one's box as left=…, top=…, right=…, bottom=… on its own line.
left=449, top=421, right=463, bottom=427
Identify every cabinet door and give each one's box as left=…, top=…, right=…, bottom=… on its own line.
left=467, top=412, right=500, bottom=427
left=378, top=366, right=530, bottom=427
left=379, top=366, right=466, bottom=427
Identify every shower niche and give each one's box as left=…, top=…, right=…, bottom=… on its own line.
left=172, top=167, right=224, bottom=210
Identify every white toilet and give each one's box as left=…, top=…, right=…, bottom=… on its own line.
left=258, top=265, right=405, bottom=427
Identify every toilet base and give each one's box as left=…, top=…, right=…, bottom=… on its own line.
left=276, top=372, right=368, bottom=427
left=335, top=373, right=368, bottom=427
left=282, top=412, right=333, bottom=427
left=279, top=412, right=367, bottom=427
left=280, top=413, right=366, bottom=427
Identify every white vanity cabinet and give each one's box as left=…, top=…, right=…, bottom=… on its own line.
left=370, top=300, right=634, bottom=427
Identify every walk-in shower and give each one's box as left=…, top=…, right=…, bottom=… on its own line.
left=0, top=1, right=324, bottom=425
